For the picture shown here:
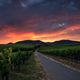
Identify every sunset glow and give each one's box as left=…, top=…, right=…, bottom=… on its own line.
left=0, top=0, right=80, bottom=44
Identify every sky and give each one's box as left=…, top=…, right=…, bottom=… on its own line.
left=0, top=0, right=80, bottom=44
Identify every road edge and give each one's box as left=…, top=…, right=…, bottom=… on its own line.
left=37, top=52, right=80, bottom=73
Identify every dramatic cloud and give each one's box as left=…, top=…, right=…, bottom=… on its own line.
left=0, top=0, right=80, bottom=44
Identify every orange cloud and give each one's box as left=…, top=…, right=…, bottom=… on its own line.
left=0, top=32, right=35, bottom=44
left=33, top=24, right=80, bottom=42
left=0, top=24, right=80, bottom=44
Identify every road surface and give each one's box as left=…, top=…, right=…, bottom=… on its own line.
left=35, top=51, right=80, bottom=80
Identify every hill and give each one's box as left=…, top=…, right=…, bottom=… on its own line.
left=14, top=40, right=80, bottom=45
left=52, top=40, right=80, bottom=44
left=15, top=40, right=44, bottom=45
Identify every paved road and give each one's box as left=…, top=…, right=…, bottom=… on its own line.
left=35, top=51, right=80, bottom=80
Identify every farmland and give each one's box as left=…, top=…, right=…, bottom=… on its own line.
left=0, top=44, right=47, bottom=80
left=38, top=44, right=80, bottom=69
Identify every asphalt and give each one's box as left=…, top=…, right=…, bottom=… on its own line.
left=35, top=51, right=80, bottom=80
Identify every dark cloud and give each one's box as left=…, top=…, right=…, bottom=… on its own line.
left=0, top=0, right=80, bottom=43
left=0, top=0, right=80, bottom=26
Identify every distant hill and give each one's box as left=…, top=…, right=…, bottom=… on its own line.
left=15, top=40, right=44, bottom=45
left=52, top=40, right=80, bottom=44
left=8, top=42, right=13, bottom=44
left=15, top=40, right=80, bottom=45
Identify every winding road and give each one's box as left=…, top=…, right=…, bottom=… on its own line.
left=35, top=51, right=80, bottom=80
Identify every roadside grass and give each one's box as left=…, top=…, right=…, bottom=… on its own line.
left=10, top=53, right=48, bottom=80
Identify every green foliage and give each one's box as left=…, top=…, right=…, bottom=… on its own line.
left=11, top=50, right=32, bottom=71
left=39, top=44, right=80, bottom=62
left=0, top=44, right=35, bottom=52
left=0, top=48, right=11, bottom=80
left=0, top=44, right=34, bottom=80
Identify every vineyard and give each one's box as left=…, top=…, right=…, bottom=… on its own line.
left=0, top=44, right=34, bottom=80
left=39, top=44, right=80, bottom=63
left=0, top=44, right=48, bottom=80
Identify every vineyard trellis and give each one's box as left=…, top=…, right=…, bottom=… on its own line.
left=0, top=47, right=33, bottom=80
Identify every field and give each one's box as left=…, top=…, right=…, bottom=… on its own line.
left=0, top=44, right=47, bottom=80
left=38, top=44, right=80, bottom=69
